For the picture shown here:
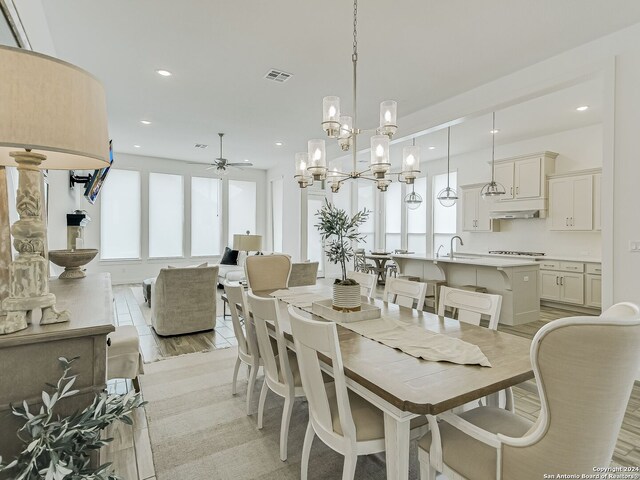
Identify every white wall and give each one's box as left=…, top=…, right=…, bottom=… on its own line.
left=47, top=152, right=267, bottom=284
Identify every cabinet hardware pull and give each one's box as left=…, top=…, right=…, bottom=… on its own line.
left=556, top=276, right=559, bottom=285
left=510, top=186, right=513, bottom=196
left=571, top=217, right=574, bottom=226
left=516, top=186, right=519, bottom=195
left=560, top=277, right=564, bottom=285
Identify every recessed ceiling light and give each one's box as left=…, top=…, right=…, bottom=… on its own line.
left=490, top=129, right=500, bottom=134
left=275, top=141, right=284, bottom=146
left=244, top=159, right=250, bottom=162
left=428, top=146, right=436, bottom=150
left=156, top=69, right=172, bottom=77
left=140, top=120, right=151, bottom=125
left=576, top=105, right=589, bottom=112
left=133, top=144, right=141, bottom=148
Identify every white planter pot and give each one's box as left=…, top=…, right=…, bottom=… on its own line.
left=332, top=283, right=361, bottom=312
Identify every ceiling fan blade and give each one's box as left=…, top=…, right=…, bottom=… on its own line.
left=226, top=162, right=252, bottom=167
left=187, top=162, right=212, bottom=165
left=205, top=165, right=217, bottom=170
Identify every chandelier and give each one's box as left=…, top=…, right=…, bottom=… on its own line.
left=294, top=0, right=420, bottom=193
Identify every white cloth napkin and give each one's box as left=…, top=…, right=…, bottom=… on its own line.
left=338, top=317, right=491, bottom=367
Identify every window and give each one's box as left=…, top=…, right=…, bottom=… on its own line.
left=433, top=172, right=457, bottom=255
left=307, top=194, right=325, bottom=275
left=357, top=182, right=375, bottom=249
left=191, top=176, right=221, bottom=256
left=407, top=176, right=428, bottom=254
left=271, top=178, right=283, bottom=252
left=385, top=182, right=402, bottom=252
left=148, top=173, right=184, bottom=258
left=228, top=180, right=257, bottom=244
left=100, top=169, right=141, bottom=260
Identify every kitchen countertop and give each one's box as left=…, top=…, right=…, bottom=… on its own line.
left=391, top=254, right=539, bottom=268
left=457, top=251, right=602, bottom=263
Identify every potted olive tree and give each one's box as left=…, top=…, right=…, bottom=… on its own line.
left=315, top=199, right=370, bottom=311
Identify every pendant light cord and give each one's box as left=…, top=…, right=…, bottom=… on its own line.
left=446, top=127, right=451, bottom=189
left=351, top=0, right=358, bottom=174
left=491, top=111, right=496, bottom=182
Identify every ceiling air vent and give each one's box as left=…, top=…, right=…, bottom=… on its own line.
left=264, top=69, right=292, bottom=83
left=194, top=144, right=208, bottom=149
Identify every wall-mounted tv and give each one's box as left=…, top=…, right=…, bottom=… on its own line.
left=84, top=140, right=114, bottom=204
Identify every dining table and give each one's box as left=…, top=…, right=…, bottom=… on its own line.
left=364, top=253, right=394, bottom=284
left=254, top=283, right=533, bottom=480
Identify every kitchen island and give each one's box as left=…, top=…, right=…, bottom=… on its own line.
left=391, top=254, right=540, bottom=325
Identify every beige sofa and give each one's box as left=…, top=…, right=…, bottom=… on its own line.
left=151, top=265, right=219, bottom=336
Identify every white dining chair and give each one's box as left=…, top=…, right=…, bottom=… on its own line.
left=419, top=302, right=640, bottom=480
left=383, top=277, right=428, bottom=310
left=438, top=286, right=503, bottom=331
left=245, top=254, right=292, bottom=292
left=346, top=270, right=377, bottom=298
left=247, top=291, right=306, bottom=462
left=287, top=306, right=427, bottom=480
left=224, top=283, right=261, bottom=415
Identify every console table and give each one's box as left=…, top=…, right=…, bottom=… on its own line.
left=0, top=273, right=114, bottom=464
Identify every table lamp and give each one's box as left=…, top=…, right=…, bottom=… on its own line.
left=0, top=45, right=110, bottom=334
left=233, top=232, right=263, bottom=255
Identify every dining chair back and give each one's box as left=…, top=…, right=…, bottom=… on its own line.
left=225, top=283, right=261, bottom=414
left=353, top=249, right=373, bottom=273
left=245, top=254, right=292, bottom=292
left=346, top=270, right=377, bottom=298
left=437, top=286, right=503, bottom=330
left=288, top=306, right=357, bottom=443
left=288, top=261, right=319, bottom=287
left=383, top=277, right=428, bottom=309
left=246, top=292, right=292, bottom=396
left=500, top=302, right=640, bottom=478
left=247, top=291, right=304, bottom=461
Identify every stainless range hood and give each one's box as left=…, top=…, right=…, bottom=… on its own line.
left=489, top=210, right=540, bottom=220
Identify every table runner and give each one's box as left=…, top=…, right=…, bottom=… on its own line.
left=271, top=289, right=491, bottom=367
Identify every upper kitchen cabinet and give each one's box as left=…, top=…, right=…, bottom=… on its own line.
left=593, top=173, right=601, bottom=231
left=492, top=152, right=558, bottom=202
left=548, top=169, right=600, bottom=231
left=460, top=184, right=499, bottom=232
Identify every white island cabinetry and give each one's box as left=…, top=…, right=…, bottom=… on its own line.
left=391, top=255, right=540, bottom=326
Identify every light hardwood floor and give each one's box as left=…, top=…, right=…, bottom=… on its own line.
left=104, top=284, right=640, bottom=478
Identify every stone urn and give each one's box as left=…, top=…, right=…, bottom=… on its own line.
left=332, top=279, right=362, bottom=312
left=48, top=249, right=99, bottom=279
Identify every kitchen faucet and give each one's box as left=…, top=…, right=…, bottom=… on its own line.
left=449, top=236, right=463, bottom=259
left=436, top=245, right=444, bottom=258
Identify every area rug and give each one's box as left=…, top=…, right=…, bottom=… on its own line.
left=139, top=348, right=423, bottom=479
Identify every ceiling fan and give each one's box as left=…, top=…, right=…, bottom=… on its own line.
left=191, top=133, right=252, bottom=174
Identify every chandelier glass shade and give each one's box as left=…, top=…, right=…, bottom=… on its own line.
left=294, top=0, right=419, bottom=193
left=481, top=112, right=506, bottom=199
left=437, top=126, right=458, bottom=207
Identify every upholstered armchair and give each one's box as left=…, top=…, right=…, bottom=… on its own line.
left=151, top=265, right=219, bottom=336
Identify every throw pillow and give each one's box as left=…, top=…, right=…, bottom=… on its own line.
left=220, top=247, right=239, bottom=265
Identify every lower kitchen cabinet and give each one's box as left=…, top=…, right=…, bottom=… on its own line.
left=585, top=273, right=602, bottom=308
left=540, top=271, right=584, bottom=304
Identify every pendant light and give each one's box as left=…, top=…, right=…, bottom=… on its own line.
left=404, top=138, right=423, bottom=209
left=437, top=126, right=458, bottom=207
left=481, top=112, right=506, bottom=199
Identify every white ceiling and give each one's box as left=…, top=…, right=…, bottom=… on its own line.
left=39, top=0, right=639, bottom=170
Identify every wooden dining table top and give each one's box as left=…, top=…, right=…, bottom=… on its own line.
left=256, top=284, right=534, bottom=416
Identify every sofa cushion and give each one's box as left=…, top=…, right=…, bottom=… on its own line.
left=221, top=247, right=239, bottom=265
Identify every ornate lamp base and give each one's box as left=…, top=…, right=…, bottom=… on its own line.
left=0, top=151, right=69, bottom=335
